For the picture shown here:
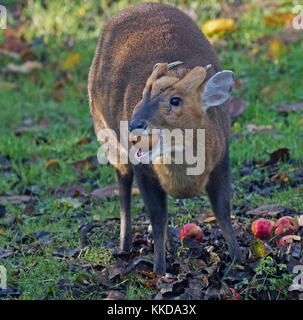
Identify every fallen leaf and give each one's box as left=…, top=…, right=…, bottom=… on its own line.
left=56, top=197, right=82, bottom=209
left=246, top=205, right=287, bottom=217
left=246, top=124, right=274, bottom=133
left=270, top=172, right=289, bottom=184
left=14, top=122, right=49, bottom=135
left=257, top=34, right=274, bottom=46
left=266, top=37, right=285, bottom=60
left=0, top=48, right=20, bottom=59
left=103, top=290, right=126, bottom=300
left=264, top=12, right=296, bottom=27
left=0, top=81, right=18, bottom=90
left=277, top=235, right=301, bottom=247
left=20, top=48, right=36, bottom=61
left=54, top=247, right=80, bottom=258
left=0, top=195, right=32, bottom=205
left=46, top=159, right=60, bottom=171
left=6, top=61, right=42, bottom=74
left=201, top=18, right=236, bottom=36
left=251, top=238, right=267, bottom=258
left=279, top=29, right=302, bottom=44
left=77, top=137, right=92, bottom=146
left=49, top=182, right=89, bottom=197
left=91, top=185, right=140, bottom=199
left=73, top=158, right=96, bottom=171
left=229, top=97, right=248, bottom=117
left=277, top=102, right=303, bottom=112
left=62, top=53, right=81, bottom=70
left=1, top=34, right=26, bottom=53
left=0, top=248, right=15, bottom=259
left=196, top=210, right=214, bottom=224
left=267, top=148, right=290, bottom=164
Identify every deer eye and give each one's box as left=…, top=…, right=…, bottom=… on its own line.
left=170, top=97, right=182, bottom=107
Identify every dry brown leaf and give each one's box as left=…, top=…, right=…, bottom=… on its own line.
left=0, top=48, right=20, bottom=59
left=7, top=61, right=42, bottom=74
left=76, top=137, right=92, bottom=146
left=1, top=35, right=26, bottom=53
left=246, top=124, right=275, bottom=133
left=0, top=81, right=18, bottom=90
left=73, top=159, right=96, bottom=171
left=277, top=102, right=303, bottom=112
left=0, top=195, right=32, bottom=205
left=279, top=29, right=302, bottom=44
left=196, top=210, right=213, bottom=224
left=14, top=122, right=49, bottom=135
left=246, top=205, right=286, bottom=217
left=264, top=12, right=296, bottom=27
left=46, top=159, right=60, bottom=171
left=103, top=290, right=126, bottom=300
left=196, top=211, right=235, bottom=224
left=91, top=185, right=140, bottom=199
left=48, top=182, right=89, bottom=197
left=20, top=48, right=36, bottom=61
left=257, top=34, right=274, bottom=46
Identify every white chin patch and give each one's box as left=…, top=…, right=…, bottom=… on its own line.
left=135, top=135, right=163, bottom=163
left=133, top=134, right=185, bottom=164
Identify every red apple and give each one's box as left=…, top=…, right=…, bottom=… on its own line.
left=273, top=216, right=299, bottom=237
left=251, top=219, right=274, bottom=240
left=179, top=223, right=203, bottom=243
left=277, top=235, right=301, bottom=247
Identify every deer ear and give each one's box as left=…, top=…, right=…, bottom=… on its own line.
left=202, top=70, right=234, bottom=111
left=178, top=67, right=206, bottom=92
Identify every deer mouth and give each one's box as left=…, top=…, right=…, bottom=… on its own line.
left=130, top=132, right=162, bottom=160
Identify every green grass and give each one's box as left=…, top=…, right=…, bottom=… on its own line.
left=0, top=0, right=302, bottom=299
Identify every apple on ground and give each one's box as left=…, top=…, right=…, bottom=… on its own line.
left=179, top=223, right=203, bottom=243
left=273, top=216, right=299, bottom=237
left=251, top=219, right=274, bottom=240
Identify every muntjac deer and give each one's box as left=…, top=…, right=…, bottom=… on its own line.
left=88, top=2, right=242, bottom=274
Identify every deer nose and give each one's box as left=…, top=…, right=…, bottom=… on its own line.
left=128, top=119, right=147, bottom=132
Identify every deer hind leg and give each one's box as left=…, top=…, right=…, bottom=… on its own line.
left=206, top=150, right=242, bottom=263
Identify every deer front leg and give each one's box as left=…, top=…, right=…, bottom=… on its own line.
left=116, top=167, right=133, bottom=252
left=134, top=165, right=168, bottom=275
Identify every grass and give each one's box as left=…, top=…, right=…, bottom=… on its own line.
left=0, top=0, right=302, bottom=300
